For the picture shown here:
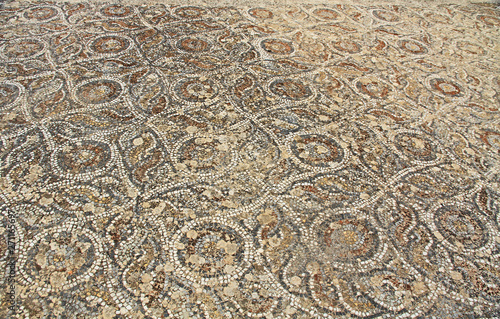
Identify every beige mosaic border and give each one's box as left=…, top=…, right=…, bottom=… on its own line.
left=4, top=0, right=500, bottom=8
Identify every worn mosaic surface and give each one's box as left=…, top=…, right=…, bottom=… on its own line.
left=0, top=1, right=499, bottom=318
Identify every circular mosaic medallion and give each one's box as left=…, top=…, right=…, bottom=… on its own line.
left=89, top=35, right=131, bottom=55
left=174, top=78, right=218, bottom=103
left=18, top=225, right=103, bottom=292
left=393, top=132, right=439, bottom=162
left=399, top=40, right=428, bottom=54
left=261, top=39, right=294, bottom=55
left=313, top=8, right=339, bottom=20
left=101, top=4, right=132, bottom=17
left=177, top=37, right=210, bottom=52
left=175, top=136, right=234, bottom=176
left=429, top=78, right=463, bottom=97
left=1, top=38, right=46, bottom=60
left=306, top=213, right=385, bottom=270
left=269, top=79, right=312, bottom=100
left=428, top=202, right=494, bottom=253
left=248, top=8, right=273, bottom=19
left=332, top=40, right=361, bottom=53
left=291, top=134, right=344, bottom=167
left=324, top=220, right=375, bottom=260
left=52, top=140, right=113, bottom=180
left=174, top=6, right=206, bottom=19
left=169, top=217, right=254, bottom=285
left=74, top=79, right=123, bottom=106
left=24, top=6, right=58, bottom=20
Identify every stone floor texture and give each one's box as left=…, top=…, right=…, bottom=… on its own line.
left=0, top=0, right=499, bottom=318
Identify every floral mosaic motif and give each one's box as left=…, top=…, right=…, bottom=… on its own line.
left=0, top=1, right=499, bottom=318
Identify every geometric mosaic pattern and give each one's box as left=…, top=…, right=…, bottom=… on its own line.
left=0, top=1, right=499, bottom=317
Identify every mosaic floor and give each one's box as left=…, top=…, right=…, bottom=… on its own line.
left=0, top=0, right=500, bottom=318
